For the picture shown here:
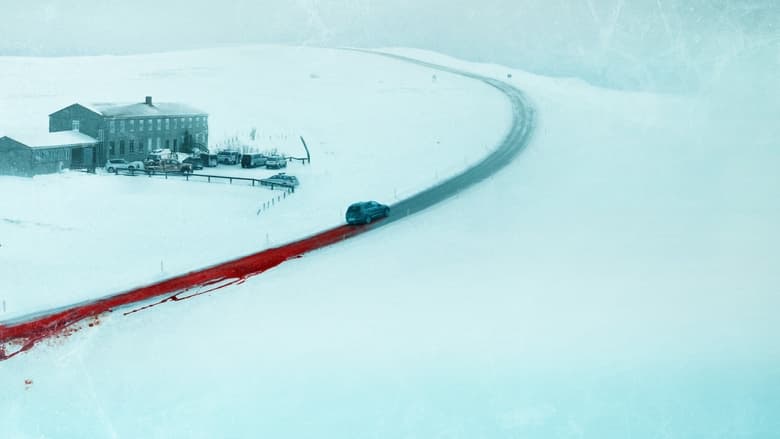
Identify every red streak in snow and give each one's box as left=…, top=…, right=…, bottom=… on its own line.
left=0, top=223, right=368, bottom=361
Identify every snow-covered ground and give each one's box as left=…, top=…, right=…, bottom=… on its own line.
left=2, top=46, right=779, bottom=437
left=0, top=46, right=509, bottom=318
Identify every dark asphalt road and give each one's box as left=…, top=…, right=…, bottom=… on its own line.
left=348, top=50, right=536, bottom=228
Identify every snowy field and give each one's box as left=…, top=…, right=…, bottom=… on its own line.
left=0, top=46, right=509, bottom=318
left=2, top=45, right=779, bottom=437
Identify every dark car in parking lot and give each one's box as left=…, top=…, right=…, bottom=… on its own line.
left=346, top=201, right=390, bottom=225
left=200, top=153, right=218, bottom=167
left=182, top=156, right=204, bottom=170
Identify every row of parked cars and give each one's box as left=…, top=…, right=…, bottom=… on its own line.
left=215, top=150, right=288, bottom=170
left=106, top=149, right=290, bottom=173
left=105, top=149, right=226, bottom=174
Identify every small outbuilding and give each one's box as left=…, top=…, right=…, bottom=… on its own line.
left=0, top=131, right=98, bottom=177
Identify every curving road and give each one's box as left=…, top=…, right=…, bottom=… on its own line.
left=357, top=51, right=536, bottom=226
left=0, top=51, right=535, bottom=360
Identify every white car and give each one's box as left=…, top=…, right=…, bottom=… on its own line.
left=264, top=156, right=287, bottom=169
left=105, top=159, right=145, bottom=172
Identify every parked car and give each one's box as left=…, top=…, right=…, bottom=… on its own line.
left=217, top=150, right=241, bottom=165
left=265, top=155, right=287, bottom=169
left=105, top=159, right=144, bottom=172
left=241, top=153, right=267, bottom=168
left=345, top=201, right=390, bottom=225
left=182, top=156, right=204, bottom=170
left=201, top=153, right=218, bottom=167
left=146, top=148, right=173, bottom=164
left=260, top=173, right=299, bottom=189
left=146, top=158, right=192, bottom=173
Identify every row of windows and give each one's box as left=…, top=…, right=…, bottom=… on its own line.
left=33, top=148, right=71, bottom=162
left=107, top=133, right=206, bottom=156
left=108, top=116, right=207, bottom=134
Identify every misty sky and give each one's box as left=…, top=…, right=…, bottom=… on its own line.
left=1, top=0, right=778, bottom=90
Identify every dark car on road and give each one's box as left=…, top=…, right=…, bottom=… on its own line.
left=346, top=201, right=390, bottom=225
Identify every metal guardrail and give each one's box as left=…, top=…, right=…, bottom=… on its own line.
left=112, top=168, right=294, bottom=191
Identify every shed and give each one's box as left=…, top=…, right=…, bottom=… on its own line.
left=0, top=131, right=98, bottom=177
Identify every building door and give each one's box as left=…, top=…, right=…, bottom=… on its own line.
left=71, top=147, right=84, bottom=168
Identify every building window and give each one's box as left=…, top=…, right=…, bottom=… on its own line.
left=147, top=120, right=153, bottom=131
left=139, top=120, right=144, bottom=132
left=157, top=119, right=162, bottom=131
left=129, top=140, right=135, bottom=153
left=109, top=141, right=115, bottom=156
left=120, top=120, right=125, bottom=133
left=72, top=120, right=80, bottom=131
left=157, top=137, right=161, bottom=149
left=119, top=140, right=125, bottom=155
left=188, top=117, right=192, bottom=128
left=97, top=129, right=104, bottom=140
left=174, top=139, right=178, bottom=150
left=109, top=121, right=115, bottom=134
left=130, top=120, right=135, bottom=132
left=165, top=118, right=170, bottom=130
left=147, top=138, right=152, bottom=151
left=173, top=118, right=178, bottom=130
left=165, top=139, right=170, bottom=149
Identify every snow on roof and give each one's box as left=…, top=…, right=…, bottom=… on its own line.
left=84, top=101, right=207, bottom=118
left=5, top=131, right=98, bottom=148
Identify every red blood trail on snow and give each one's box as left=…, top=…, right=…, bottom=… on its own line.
left=0, top=223, right=370, bottom=361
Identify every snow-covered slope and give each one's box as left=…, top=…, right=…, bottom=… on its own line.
left=0, top=46, right=509, bottom=318
left=1, top=46, right=778, bottom=437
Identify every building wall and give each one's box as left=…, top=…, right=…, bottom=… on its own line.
left=0, top=137, right=75, bottom=177
left=50, top=105, right=209, bottom=164
left=102, top=115, right=209, bottom=162
left=49, top=105, right=107, bottom=164
left=49, top=104, right=104, bottom=138
left=30, top=147, right=72, bottom=175
left=0, top=137, right=33, bottom=176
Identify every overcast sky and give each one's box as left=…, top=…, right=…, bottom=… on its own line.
left=1, top=0, right=777, bottom=90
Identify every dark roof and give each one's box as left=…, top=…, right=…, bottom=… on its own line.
left=82, top=101, right=207, bottom=118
